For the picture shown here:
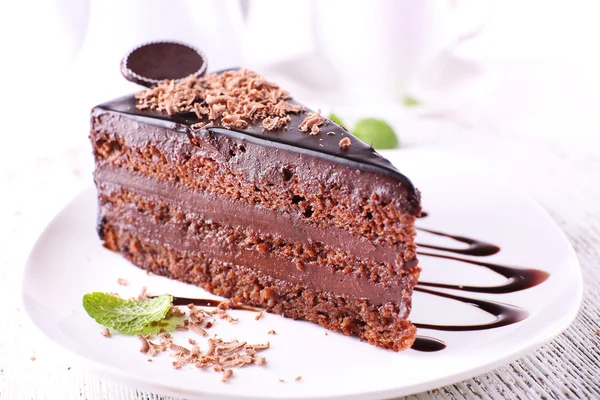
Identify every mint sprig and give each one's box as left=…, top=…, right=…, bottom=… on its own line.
left=353, top=118, right=399, bottom=150
left=327, top=113, right=347, bottom=129
left=82, top=292, right=173, bottom=334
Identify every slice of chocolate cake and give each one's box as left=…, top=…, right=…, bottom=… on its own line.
left=90, top=53, right=421, bottom=351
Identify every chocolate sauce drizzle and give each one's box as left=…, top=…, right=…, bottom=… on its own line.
left=413, top=287, right=529, bottom=331
left=409, top=211, right=549, bottom=352
left=415, top=227, right=500, bottom=256
left=412, top=336, right=447, bottom=352
left=417, top=252, right=549, bottom=294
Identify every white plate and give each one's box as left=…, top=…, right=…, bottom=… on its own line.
left=22, top=149, right=582, bottom=399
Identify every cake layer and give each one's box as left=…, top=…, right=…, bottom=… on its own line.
left=100, top=222, right=417, bottom=351
left=96, top=180, right=418, bottom=306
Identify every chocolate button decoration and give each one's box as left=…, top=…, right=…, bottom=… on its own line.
left=121, top=41, right=208, bottom=88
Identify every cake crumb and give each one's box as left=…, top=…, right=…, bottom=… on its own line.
left=327, top=131, right=335, bottom=135
left=117, top=278, right=127, bottom=286
left=188, top=338, right=196, bottom=345
left=268, top=330, right=276, bottom=335
left=295, top=376, right=302, bottom=381
left=279, top=379, right=285, bottom=383
left=147, top=359, right=153, bottom=362
left=339, top=137, right=351, bottom=150
left=255, top=311, right=264, bottom=321
left=100, top=328, right=111, bottom=338
left=221, top=369, right=234, bottom=383
left=30, top=356, right=36, bottom=361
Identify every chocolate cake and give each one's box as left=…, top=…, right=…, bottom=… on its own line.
left=90, top=44, right=421, bottom=351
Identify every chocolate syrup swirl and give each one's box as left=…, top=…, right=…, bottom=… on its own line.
left=416, top=227, right=500, bottom=256
left=413, top=287, right=529, bottom=331
left=407, top=211, right=549, bottom=351
left=417, top=252, right=549, bottom=294
left=412, top=336, right=447, bottom=352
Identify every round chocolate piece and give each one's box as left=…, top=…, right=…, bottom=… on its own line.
left=121, top=41, right=208, bottom=87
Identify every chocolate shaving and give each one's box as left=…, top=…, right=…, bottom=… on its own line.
left=339, top=137, right=351, bottom=150
left=262, top=115, right=291, bottom=131
left=221, top=369, right=234, bottom=382
left=169, top=343, right=191, bottom=356
left=299, top=109, right=325, bottom=135
left=136, top=334, right=150, bottom=354
left=190, top=323, right=208, bottom=336
left=136, top=286, right=148, bottom=301
left=100, top=328, right=111, bottom=338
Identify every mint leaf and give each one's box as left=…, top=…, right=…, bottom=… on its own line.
left=327, top=113, right=347, bottom=129
left=403, top=95, right=421, bottom=107
left=82, top=292, right=172, bottom=334
left=353, top=118, right=399, bottom=150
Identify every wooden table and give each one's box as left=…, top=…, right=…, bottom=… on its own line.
left=1, top=127, right=599, bottom=399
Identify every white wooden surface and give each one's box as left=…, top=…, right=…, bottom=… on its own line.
left=1, top=127, right=599, bottom=399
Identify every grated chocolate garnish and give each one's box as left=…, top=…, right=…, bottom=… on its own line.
left=255, top=311, right=264, bottom=321
left=100, top=328, right=111, bottom=338
left=135, top=69, right=304, bottom=131
left=190, top=323, right=208, bottom=336
left=136, top=286, right=148, bottom=301
left=117, top=278, right=127, bottom=286
left=339, top=137, right=351, bottom=150
left=295, top=376, right=302, bottom=381
left=268, top=330, right=276, bottom=335
left=299, top=109, right=325, bottom=135
left=221, top=369, right=234, bottom=383
left=122, top=293, right=269, bottom=382
left=136, top=334, right=150, bottom=354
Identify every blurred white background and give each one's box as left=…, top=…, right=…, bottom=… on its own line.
left=1, top=0, right=599, bottom=166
